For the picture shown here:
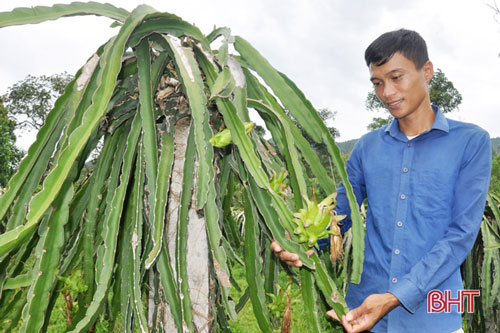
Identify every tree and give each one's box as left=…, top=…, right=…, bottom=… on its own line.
left=489, top=1, right=500, bottom=26
left=0, top=3, right=364, bottom=333
left=291, top=108, right=339, bottom=149
left=0, top=99, right=23, bottom=189
left=365, top=68, right=462, bottom=130
left=366, top=116, right=391, bottom=131
left=3, top=72, right=72, bottom=131
left=490, top=154, right=500, bottom=194
left=317, top=108, right=340, bottom=139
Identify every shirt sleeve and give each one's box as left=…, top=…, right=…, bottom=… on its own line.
left=391, top=130, right=492, bottom=313
left=336, top=139, right=367, bottom=235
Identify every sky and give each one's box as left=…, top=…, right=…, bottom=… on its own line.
left=1, top=0, right=499, bottom=150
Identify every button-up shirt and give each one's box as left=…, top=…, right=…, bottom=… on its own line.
left=333, top=106, right=491, bottom=332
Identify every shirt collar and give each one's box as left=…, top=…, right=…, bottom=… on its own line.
left=384, top=105, right=449, bottom=139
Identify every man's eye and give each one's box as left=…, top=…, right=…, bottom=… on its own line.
left=392, top=75, right=401, bottom=81
left=373, top=81, right=381, bottom=87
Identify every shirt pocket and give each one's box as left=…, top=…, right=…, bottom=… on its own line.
left=412, top=168, right=454, bottom=220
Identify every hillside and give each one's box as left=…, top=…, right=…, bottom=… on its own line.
left=492, top=137, right=500, bottom=155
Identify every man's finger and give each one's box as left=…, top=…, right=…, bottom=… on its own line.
left=270, top=240, right=303, bottom=267
left=270, top=240, right=282, bottom=253
left=326, top=309, right=340, bottom=322
left=306, top=249, right=314, bottom=257
left=279, top=251, right=299, bottom=262
left=350, top=321, right=369, bottom=333
left=345, top=307, right=360, bottom=322
left=342, top=315, right=354, bottom=332
left=285, top=259, right=302, bottom=267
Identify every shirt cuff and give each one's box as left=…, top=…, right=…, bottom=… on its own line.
left=390, top=278, right=425, bottom=314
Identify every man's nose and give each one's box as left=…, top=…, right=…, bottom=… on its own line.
left=382, top=82, right=397, bottom=100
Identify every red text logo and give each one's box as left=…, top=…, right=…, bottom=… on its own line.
left=427, top=289, right=480, bottom=313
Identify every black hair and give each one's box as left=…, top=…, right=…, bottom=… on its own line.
left=364, top=29, right=429, bottom=69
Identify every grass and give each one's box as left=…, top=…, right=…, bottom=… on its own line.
left=227, top=259, right=343, bottom=332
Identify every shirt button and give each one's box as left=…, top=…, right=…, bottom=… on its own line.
left=400, top=194, right=406, bottom=200
left=397, top=221, right=403, bottom=227
left=407, top=142, right=412, bottom=147
left=403, top=167, right=408, bottom=173
left=392, top=278, right=398, bottom=283
left=394, top=249, right=400, bottom=255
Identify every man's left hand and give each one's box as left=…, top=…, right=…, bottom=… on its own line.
left=326, top=292, right=400, bottom=333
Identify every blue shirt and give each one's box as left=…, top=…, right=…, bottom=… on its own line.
left=333, top=107, right=491, bottom=332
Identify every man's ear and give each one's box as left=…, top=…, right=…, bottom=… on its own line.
left=422, top=60, right=434, bottom=84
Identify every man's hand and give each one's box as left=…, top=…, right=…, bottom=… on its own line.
left=270, top=239, right=313, bottom=267
left=326, top=293, right=400, bottom=333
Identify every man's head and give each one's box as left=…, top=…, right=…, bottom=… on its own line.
left=364, top=29, right=429, bottom=69
left=365, top=29, right=434, bottom=121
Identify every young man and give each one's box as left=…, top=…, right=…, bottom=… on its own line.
left=271, top=29, right=491, bottom=332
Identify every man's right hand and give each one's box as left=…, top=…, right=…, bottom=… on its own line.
left=270, top=240, right=314, bottom=267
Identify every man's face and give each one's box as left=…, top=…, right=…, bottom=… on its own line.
left=369, top=52, right=433, bottom=120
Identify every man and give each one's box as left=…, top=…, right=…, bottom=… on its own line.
left=271, top=29, right=491, bottom=332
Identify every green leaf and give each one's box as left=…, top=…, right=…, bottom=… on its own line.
left=127, top=13, right=210, bottom=50
left=205, top=161, right=237, bottom=321
left=20, top=181, right=74, bottom=333
left=245, top=99, right=307, bottom=198
left=210, top=67, right=233, bottom=99
left=165, top=35, right=212, bottom=210
left=136, top=37, right=161, bottom=269
left=311, top=253, right=348, bottom=319
left=480, top=222, right=493, bottom=317
left=153, top=127, right=185, bottom=332
left=219, top=100, right=270, bottom=188
left=128, top=140, right=148, bottom=333
left=487, top=194, right=500, bottom=228
left=234, top=36, right=323, bottom=142
left=206, top=26, right=231, bottom=43
left=0, top=1, right=129, bottom=28
left=220, top=166, right=242, bottom=249
left=300, top=269, right=322, bottom=333
left=0, top=5, right=156, bottom=259
left=246, top=175, right=315, bottom=269
left=227, top=57, right=250, bottom=121
left=146, top=133, right=174, bottom=268
left=0, top=289, right=27, bottom=332
left=4, top=112, right=68, bottom=231
left=246, top=94, right=335, bottom=195
left=0, top=52, right=101, bottom=257
left=0, top=75, right=74, bottom=223
left=243, top=188, right=274, bottom=333
left=324, top=134, right=365, bottom=284
left=157, top=247, right=183, bottom=332
left=69, top=109, right=141, bottom=333
left=176, top=123, right=197, bottom=332
left=80, top=129, right=125, bottom=315
left=3, top=274, right=33, bottom=290
left=194, top=46, right=270, bottom=190
left=262, top=244, right=277, bottom=301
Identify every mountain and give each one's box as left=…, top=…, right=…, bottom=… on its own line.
left=336, top=139, right=358, bottom=155
left=492, top=137, right=500, bottom=156
left=337, top=137, right=500, bottom=156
